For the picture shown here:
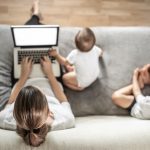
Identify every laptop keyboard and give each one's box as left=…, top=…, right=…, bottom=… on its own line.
left=18, top=50, right=56, bottom=64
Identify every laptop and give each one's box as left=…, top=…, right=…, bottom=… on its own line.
left=11, top=25, right=61, bottom=78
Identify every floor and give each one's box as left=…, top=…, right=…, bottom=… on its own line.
left=0, top=0, right=150, bottom=26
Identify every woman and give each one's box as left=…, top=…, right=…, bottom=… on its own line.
left=0, top=56, right=75, bottom=147
left=0, top=1, right=75, bottom=147
left=112, top=64, right=150, bottom=119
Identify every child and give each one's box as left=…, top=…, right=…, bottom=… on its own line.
left=49, top=27, right=103, bottom=91
left=112, top=64, right=150, bottom=119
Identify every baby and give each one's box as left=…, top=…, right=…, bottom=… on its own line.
left=49, top=27, right=103, bottom=91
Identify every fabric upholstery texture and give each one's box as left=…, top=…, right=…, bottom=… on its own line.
left=0, top=26, right=150, bottom=116
left=0, top=26, right=150, bottom=150
left=59, top=27, right=150, bottom=116
left=0, top=116, right=150, bottom=150
left=0, top=25, right=13, bottom=111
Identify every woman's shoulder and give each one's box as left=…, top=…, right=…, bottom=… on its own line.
left=0, top=103, right=16, bottom=130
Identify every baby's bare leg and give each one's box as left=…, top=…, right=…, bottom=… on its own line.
left=62, top=72, right=84, bottom=91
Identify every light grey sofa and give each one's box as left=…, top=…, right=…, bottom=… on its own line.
left=0, top=25, right=150, bottom=150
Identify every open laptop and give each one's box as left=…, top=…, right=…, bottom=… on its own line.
left=11, top=25, right=61, bottom=78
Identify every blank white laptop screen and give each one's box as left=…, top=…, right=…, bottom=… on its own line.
left=12, top=25, right=59, bottom=47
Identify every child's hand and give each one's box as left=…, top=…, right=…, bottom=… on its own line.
left=140, top=64, right=150, bottom=84
left=133, top=68, right=140, bottom=78
left=48, top=49, right=58, bottom=57
left=66, top=65, right=75, bottom=72
left=136, top=67, right=146, bottom=89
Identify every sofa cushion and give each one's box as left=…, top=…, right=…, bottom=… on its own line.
left=59, top=27, right=150, bottom=116
left=0, top=25, right=13, bottom=111
left=0, top=116, right=150, bottom=150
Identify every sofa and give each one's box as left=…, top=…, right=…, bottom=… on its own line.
left=0, top=25, right=150, bottom=150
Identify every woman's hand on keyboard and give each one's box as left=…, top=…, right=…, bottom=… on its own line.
left=40, top=56, right=53, bottom=77
left=20, top=57, right=33, bottom=80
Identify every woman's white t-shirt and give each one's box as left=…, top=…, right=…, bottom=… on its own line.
left=0, top=78, right=75, bottom=131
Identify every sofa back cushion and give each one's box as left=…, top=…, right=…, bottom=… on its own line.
left=0, top=25, right=13, bottom=110
left=0, top=26, right=150, bottom=116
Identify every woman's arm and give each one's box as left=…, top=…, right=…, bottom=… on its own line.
left=132, top=68, right=142, bottom=98
left=40, top=56, right=67, bottom=103
left=8, top=57, right=33, bottom=104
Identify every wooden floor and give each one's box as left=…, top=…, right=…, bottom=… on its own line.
left=0, top=0, right=150, bottom=26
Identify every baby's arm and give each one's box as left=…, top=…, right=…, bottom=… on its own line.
left=95, top=46, right=103, bottom=58
left=49, top=49, right=74, bottom=72
left=48, top=49, right=69, bottom=66
left=99, top=48, right=103, bottom=57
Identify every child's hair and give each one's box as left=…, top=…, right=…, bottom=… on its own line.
left=148, top=66, right=150, bottom=74
left=75, top=27, right=96, bottom=52
left=13, top=86, right=50, bottom=147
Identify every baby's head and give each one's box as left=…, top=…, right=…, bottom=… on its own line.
left=75, top=27, right=96, bottom=52
left=148, top=65, right=150, bottom=75
left=13, top=86, right=51, bottom=147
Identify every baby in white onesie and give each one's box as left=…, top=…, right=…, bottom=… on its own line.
left=49, top=27, right=103, bottom=91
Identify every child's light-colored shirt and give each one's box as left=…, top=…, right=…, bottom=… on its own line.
left=0, top=78, right=75, bottom=131
left=66, top=45, right=102, bottom=88
left=131, top=94, right=150, bottom=119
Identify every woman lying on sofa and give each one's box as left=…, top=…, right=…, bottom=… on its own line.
left=112, top=64, right=150, bottom=119
left=0, top=0, right=75, bottom=147
left=0, top=56, right=75, bottom=147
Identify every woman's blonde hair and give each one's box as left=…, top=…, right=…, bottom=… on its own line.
left=13, top=86, right=50, bottom=147
left=75, top=27, right=96, bottom=52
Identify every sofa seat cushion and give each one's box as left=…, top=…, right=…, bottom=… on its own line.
left=0, top=116, right=150, bottom=150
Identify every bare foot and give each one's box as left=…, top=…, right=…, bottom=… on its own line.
left=31, top=0, right=43, bottom=20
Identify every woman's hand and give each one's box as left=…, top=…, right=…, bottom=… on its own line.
left=40, top=56, right=53, bottom=77
left=8, top=57, right=33, bottom=104
left=20, top=57, right=33, bottom=80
